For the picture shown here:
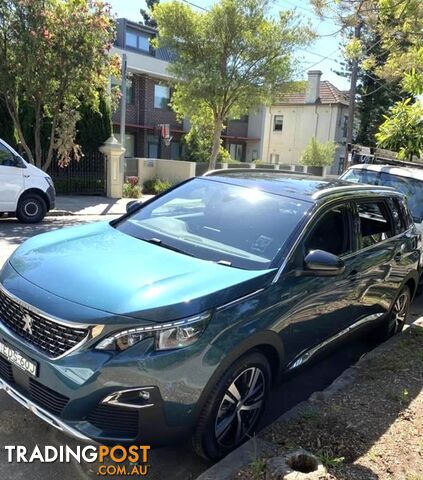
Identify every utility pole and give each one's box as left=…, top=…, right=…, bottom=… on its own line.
left=343, top=21, right=362, bottom=171
left=120, top=53, right=127, bottom=151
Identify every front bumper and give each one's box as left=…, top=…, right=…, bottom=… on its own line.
left=0, top=377, right=92, bottom=442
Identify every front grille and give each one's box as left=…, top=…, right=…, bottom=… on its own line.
left=87, top=404, right=139, bottom=438
left=0, top=288, right=89, bottom=358
left=29, top=378, right=69, bottom=415
left=0, top=356, right=14, bottom=384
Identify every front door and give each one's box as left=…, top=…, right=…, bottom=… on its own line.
left=0, top=143, right=24, bottom=212
left=281, top=201, right=364, bottom=362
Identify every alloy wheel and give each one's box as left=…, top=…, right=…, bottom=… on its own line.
left=214, top=366, right=265, bottom=448
left=391, top=291, right=409, bottom=333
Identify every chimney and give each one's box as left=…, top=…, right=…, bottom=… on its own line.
left=305, top=70, right=322, bottom=104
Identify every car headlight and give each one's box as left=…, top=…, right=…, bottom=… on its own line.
left=95, top=312, right=211, bottom=352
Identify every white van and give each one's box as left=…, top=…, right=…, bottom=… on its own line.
left=340, top=163, right=423, bottom=233
left=0, top=138, right=55, bottom=223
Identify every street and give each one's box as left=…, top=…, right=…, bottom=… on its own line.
left=0, top=215, right=422, bottom=480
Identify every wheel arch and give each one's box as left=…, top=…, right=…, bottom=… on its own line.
left=194, top=330, right=285, bottom=422
left=18, top=188, right=50, bottom=211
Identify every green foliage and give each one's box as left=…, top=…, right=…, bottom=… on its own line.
left=76, top=95, right=112, bottom=152
left=376, top=99, right=423, bottom=161
left=0, top=98, right=16, bottom=147
left=300, top=138, right=337, bottom=167
left=0, top=0, right=119, bottom=170
left=123, top=183, right=142, bottom=199
left=143, top=178, right=173, bottom=195
left=153, top=0, right=313, bottom=169
left=183, top=122, right=233, bottom=163
left=141, top=0, right=160, bottom=28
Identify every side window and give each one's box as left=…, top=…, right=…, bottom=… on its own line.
left=0, top=144, right=15, bottom=167
left=387, top=198, right=409, bottom=234
left=357, top=201, right=393, bottom=248
left=397, top=198, right=412, bottom=228
left=304, top=204, right=352, bottom=257
left=343, top=169, right=379, bottom=185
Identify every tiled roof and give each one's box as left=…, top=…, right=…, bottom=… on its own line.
left=277, top=81, right=349, bottom=106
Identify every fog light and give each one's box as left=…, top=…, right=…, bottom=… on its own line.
left=139, top=390, right=150, bottom=401
left=102, top=387, right=155, bottom=409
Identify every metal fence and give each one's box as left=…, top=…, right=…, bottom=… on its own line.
left=48, top=151, right=107, bottom=195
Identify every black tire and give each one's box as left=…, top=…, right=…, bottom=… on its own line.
left=192, top=351, right=271, bottom=461
left=16, top=194, right=47, bottom=223
left=373, top=285, right=411, bottom=342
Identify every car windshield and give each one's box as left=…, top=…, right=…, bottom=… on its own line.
left=115, top=178, right=311, bottom=270
left=342, top=168, right=423, bottom=223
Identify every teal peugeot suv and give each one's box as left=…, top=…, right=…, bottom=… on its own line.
left=0, top=170, right=420, bottom=460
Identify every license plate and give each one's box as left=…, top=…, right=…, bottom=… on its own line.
left=0, top=340, right=38, bottom=377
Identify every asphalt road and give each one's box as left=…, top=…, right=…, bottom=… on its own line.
left=0, top=215, right=422, bottom=480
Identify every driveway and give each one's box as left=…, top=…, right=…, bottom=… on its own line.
left=1, top=216, right=422, bottom=479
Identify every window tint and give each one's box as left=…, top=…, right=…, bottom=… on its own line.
left=0, top=144, right=15, bottom=166
left=305, top=205, right=352, bottom=256
left=357, top=202, right=393, bottom=248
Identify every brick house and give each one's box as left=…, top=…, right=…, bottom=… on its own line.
left=112, top=19, right=256, bottom=162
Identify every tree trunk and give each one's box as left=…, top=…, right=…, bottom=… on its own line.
left=42, top=117, right=57, bottom=172
left=5, top=99, right=34, bottom=164
left=34, top=101, right=42, bottom=169
left=208, top=117, right=224, bottom=171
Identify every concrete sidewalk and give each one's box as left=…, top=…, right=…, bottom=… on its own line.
left=50, top=195, right=154, bottom=216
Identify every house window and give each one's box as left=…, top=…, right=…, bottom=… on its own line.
left=125, top=30, right=150, bottom=52
left=111, top=77, right=134, bottom=105
left=154, top=85, right=170, bottom=109
left=273, top=115, right=284, bottom=132
left=148, top=135, right=159, bottom=158
left=171, top=141, right=181, bottom=160
left=269, top=153, right=280, bottom=164
left=228, top=143, right=243, bottom=162
left=342, top=116, right=348, bottom=138
left=126, top=78, right=134, bottom=105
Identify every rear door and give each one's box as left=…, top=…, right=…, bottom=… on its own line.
left=346, top=196, right=413, bottom=323
left=0, top=142, right=24, bottom=212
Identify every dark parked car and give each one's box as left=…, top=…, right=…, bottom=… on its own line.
left=0, top=171, right=420, bottom=460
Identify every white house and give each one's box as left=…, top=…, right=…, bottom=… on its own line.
left=246, top=71, right=350, bottom=174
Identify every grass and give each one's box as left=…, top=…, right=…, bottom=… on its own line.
left=317, top=451, right=345, bottom=469
left=249, top=458, right=266, bottom=479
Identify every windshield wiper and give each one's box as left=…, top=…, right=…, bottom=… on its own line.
left=144, top=237, right=195, bottom=257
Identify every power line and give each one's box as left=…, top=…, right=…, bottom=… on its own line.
left=180, top=0, right=208, bottom=11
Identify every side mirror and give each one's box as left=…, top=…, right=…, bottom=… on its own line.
left=126, top=200, right=141, bottom=214
left=13, top=155, right=26, bottom=168
left=304, top=249, right=345, bottom=276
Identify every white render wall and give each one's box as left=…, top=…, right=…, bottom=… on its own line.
left=247, top=103, right=349, bottom=173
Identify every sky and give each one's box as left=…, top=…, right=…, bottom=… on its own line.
left=108, top=0, right=349, bottom=90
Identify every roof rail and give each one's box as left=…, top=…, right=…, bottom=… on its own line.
left=312, top=184, right=396, bottom=199
left=203, top=168, right=312, bottom=176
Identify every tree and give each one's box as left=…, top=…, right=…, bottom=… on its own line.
left=0, top=0, right=120, bottom=171
left=76, top=94, right=112, bottom=152
left=376, top=99, right=423, bottom=161
left=153, top=0, right=312, bottom=170
left=140, top=0, right=159, bottom=28
left=300, top=138, right=337, bottom=167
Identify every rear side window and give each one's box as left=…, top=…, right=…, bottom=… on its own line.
left=357, top=201, right=393, bottom=248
